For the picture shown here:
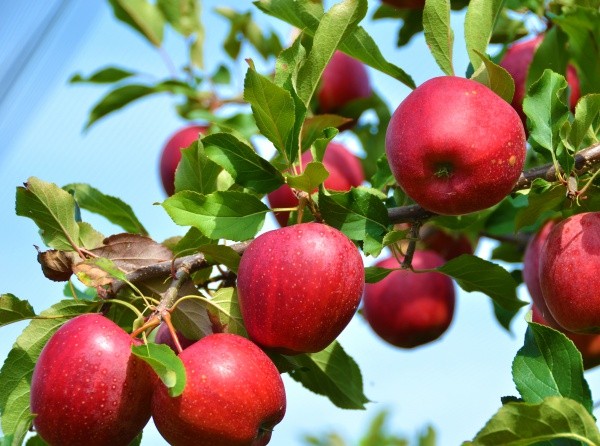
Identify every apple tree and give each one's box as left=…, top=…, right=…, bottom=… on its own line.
left=2, top=0, right=600, bottom=444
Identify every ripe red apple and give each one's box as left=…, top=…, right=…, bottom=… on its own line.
left=317, top=51, right=372, bottom=114
left=419, top=226, right=474, bottom=261
left=539, top=212, right=600, bottom=333
left=500, top=35, right=580, bottom=125
left=267, top=142, right=364, bottom=226
left=362, top=251, right=455, bottom=348
left=532, top=305, right=600, bottom=370
left=30, top=313, right=156, bottom=446
left=154, top=323, right=195, bottom=352
left=159, top=125, right=207, bottom=196
left=385, top=76, right=526, bottom=215
left=152, top=333, right=286, bottom=446
left=523, top=220, right=557, bottom=324
left=237, top=222, right=365, bottom=354
left=381, top=0, right=425, bottom=8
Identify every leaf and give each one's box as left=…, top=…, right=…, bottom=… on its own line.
left=471, top=50, right=515, bottom=103
left=423, top=0, right=454, bottom=76
left=77, top=222, right=105, bottom=249
left=0, top=300, right=98, bottom=436
left=74, top=257, right=126, bottom=288
left=26, top=435, right=48, bottom=446
left=157, top=0, right=201, bottom=37
left=69, top=66, right=136, bottom=84
left=206, top=287, right=247, bottom=336
left=464, top=0, right=503, bottom=72
left=16, top=177, right=80, bottom=251
left=525, top=26, right=569, bottom=93
left=365, top=266, right=395, bottom=284
left=569, top=94, right=600, bottom=150
left=436, top=255, right=526, bottom=312
left=197, top=244, right=241, bottom=274
left=514, top=182, right=565, bottom=232
left=0, top=295, right=35, bottom=328
left=170, top=298, right=213, bottom=341
left=107, top=0, right=165, bottom=46
left=467, top=397, right=600, bottom=446
left=172, top=227, right=212, bottom=257
left=84, top=84, right=154, bottom=129
left=131, top=343, right=186, bottom=397
left=301, top=115, right=352, bottom=151
left=175, top=142, right=233, bottom=195
left=513, top=322, right=592, bottom=414
left=90, top=234, right=173, bottom=273
left=37, top=250, right=80, bottom=282
left=202, top=133, right=284, bottom=194
left=286, top=162, right=330, bottom=193
left=287, top=340, right=369, bottom=410
left=162, top=190, right=268, bottom=241
left=63, top=183, right=147, bottom=235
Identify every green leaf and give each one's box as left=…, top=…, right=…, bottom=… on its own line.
left=370, top=155, right=395, bottom=190
left=286, top=162, right=330, bottom=193
left=26, top=435, right=48, bottom=446
left=569, top=94, right=600, bottom=150
left=0, top=300, right=98, bottom=436
left=175, top=141, right=233, bottom=195
left=131, top=343, right=186, bottom=397
left=287, top=340, right=369, bottom=409
left=436, top=255, right=526, bottom=312
left=492, top=301, right=521, bottom=333
left=513, top=322, right=592, bottom=414
left=16, top=177, right=80, bottom=251
left=211, top=65, right=231, bottom=85
left=301, top=115, right=352, bottom=151
left=107, top=0, right=165, bottom=46
left=464, top=0, right=503, bottom=72
left=157, top=0, right=201, bottom=36
left=202, top=133, right=284, bottom=194
left=423, top=0, right=454, bottom=76
left=364, top=266, right=396, bottom=284
left=274, top=34, right=306, bottom=88
left=171, top=227, right=212, bottom=257
left=525, top=27, right=569, bottom=93
left=0, top=294, right=36, bottom=328
left=467, top=397, right=600, bottom=446
left=206, top=287, right=247, bottom=336
left=162, top=190, right=268, bottom=241
left=77, top=222, right=105, bottom=249
left=69, top=66, right=136, bottom=84
left=514, top=180, right=564, bottom=232
left=198, top=244, right=241, bottom=274
left=84, top=84, right=154, bottom=129
left=0, top=402, right=34, bottom=446
left=63, top=183, right=147, bottom=235
left=382, top=229, right=408, bottom=248
left=255, top=0, right=415, bottom=89
left=471, top=50, right=515, bottom=103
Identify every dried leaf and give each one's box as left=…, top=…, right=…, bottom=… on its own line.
left=36, top=249, right=81, bottom=282
left=91, top=234, right=173, bottom=273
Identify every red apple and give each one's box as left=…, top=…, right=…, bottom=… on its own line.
left=381, top=0, right=425, bottom=8
left=362, top=251, right=455, bottom=348
left=154, top=323, right=196, bottom=352
left=523, top=220, right=557, bottom=324
left=30, top=313, right=156, bottom=446
left=237, top=222, right=365, bottom=354
left=499, top=35, right=580, bottom=125
left=267, top=143, right=363, bottom=226
left=159, top=125, right=207, bottom=196
left=152, top=333, right=286, bottom=446
left=385, top=76, right=526, bottom=215
left=532, top=305, right=600, bottom=370
left=317, top=51, right=372, bottom=114
left=539, top=212, right=600, bottom=333
left=419, top=225, right=474, bottom=261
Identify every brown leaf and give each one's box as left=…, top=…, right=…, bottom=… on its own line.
left=37, top=249, right=81, bottom=282
left=91, top=233, right=173, bottom=273
left=73, top=260, right=114, bottom=288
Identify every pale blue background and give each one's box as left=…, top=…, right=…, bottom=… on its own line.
left=2, top=1, right=599, bottom=445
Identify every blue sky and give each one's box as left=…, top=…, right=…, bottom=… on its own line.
left=2, top=1, right=600, bottom=445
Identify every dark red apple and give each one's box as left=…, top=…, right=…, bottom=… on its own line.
left=381, top=0, right=425, bottom=8
left=154, top=323, right=195, bottom=352
left=523, top=220, right=557, bottom=324
left=539, top=212, right=600, bottom=333
left=419, top=225, right=474, bottom=261
left=267, top=143, right=363, bottom=226
left=159, top=125, right=207, bottom=196
left=362, top=251, right=455, bottom=348
left=500, top=35, right=580, bottom=125
left=532, top=305, right=600, bottom=370
left=30, top=313, right=156, bottom=446
left=152, top=333, right=286, bottom=446
left=385, top=76, right=526, bottom=215
left=317, top=51, right=372, bottom=114
left=237, top=222, right=365, bottom=354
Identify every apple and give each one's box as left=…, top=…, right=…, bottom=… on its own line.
left=385, top=76, right=526, bottom=215
left=317, top=51, right=372, bottom=115
left=30, top=313, right=156, bottom=446
left=499, top=35, right=580, bottom=125
left=523, top=220, right=557, bottom=324
left=159, top=125, right=207, bottom=196
left=152, top=333, right=286, bottom=446
left=381, top=0, right=425, bottom=8
left=267, top=142, right=364, bottom=227
left=237, top=222, right=365, bottom=354
left=531, top=305, right=600, bottom=370
left=362, top=251, right=455, bottom=348
left=539, top=212, right=600, bottom=333
left=419, top=225, right=474, bottom=261
left=154, top=322, right=195, bottom=352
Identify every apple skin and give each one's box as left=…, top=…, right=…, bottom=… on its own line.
left=419, top=226, right=474, bottom=261
left=30, top=313, right=156, bottom=446
left=159, top=125, right=207, bottom=196
left=152, top=333, right=286, bottom=446
left=237, top=222, right=365, bottom=354
left=385, top=76, right=526, bottom=215
left=381, top=0, right=425, bottom=8
left=500, top=35, right=580, bottom=125
left=317, top=51, right=372, bottom=114
left=154, top=323, right=196, bottom=352
left=267, top=143, right=363, bottom=227
left=532, top=305, right=600, bottom=370
left=362, top=251, right=455, bottom=348
left=539, top=212, right=600, bottom=333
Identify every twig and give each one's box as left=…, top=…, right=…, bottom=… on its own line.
left=401, top=222, right=422, bottom=269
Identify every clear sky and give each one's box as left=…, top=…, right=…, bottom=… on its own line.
left=2, top=1, right=600, bottom=445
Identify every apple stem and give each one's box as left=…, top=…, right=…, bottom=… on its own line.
left=162, top=311, right=184, bottom=354
left=401, top=222, right=422, bottom=269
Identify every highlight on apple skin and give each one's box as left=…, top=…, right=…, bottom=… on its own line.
left=385, top=76, right=527, bottom=216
